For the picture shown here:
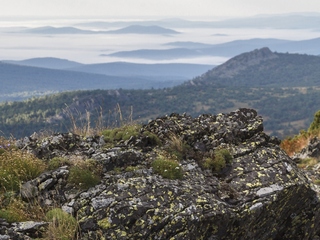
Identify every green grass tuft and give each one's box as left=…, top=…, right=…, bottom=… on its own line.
left=48, top=157, right=71, bottom=170
left=203, top=148, right=233, bottom=172
left=68, top=166, right=101, bottom=189
left=152, top=156, right=183, bottom=180
left=102, top=124, right=141, bottom=143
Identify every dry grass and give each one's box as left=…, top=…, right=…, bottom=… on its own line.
left=0, top=140, right=46, bottom=192
left=0, top=195, right=47, bottom=223
left=280, top=130, right=320, bottom=157
left=280, top=133, right=310, bottom=157
left=164, top=133, right=190, bottom=161
left=45, top=208, right=78, bottom=240
left=297, top=158, right=318, bottom=170
left=64, top=104, right=104, bottom=136
left=64, top=103, right=134, bottom=137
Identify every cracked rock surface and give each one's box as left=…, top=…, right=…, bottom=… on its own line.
left=3, top=108, right=320, bottom=239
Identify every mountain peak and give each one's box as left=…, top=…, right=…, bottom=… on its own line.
left=196, top=47, right=278, bottom=80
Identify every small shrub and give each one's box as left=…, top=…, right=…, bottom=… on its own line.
left=125, top=166, right=139, bottom=172
left=203, top=148, right=233, bottom=172
left=152, top=156, right=183, bottom=180
left=45, top=208, right=77, bottom=240
left=308, top=110, right=320, bottom=133
left=102, top=124, right=141, bottom=144
left=48, top=157, right=71, bottom=170
left=68, top=166, right=100, bottom=189
left=0, top=147, right=46, bottom=192
left=142, top=131, right=162, bottom=146
left=113, top=167, right=122, bottom=174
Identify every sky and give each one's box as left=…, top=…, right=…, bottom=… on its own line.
left=1, top=0, right=320, bottom=19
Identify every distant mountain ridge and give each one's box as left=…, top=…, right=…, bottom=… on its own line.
left=190, top=47, right=320, bottom=87
left=23, top=26, right=94, bottom=34
left=75, top=14, right=320, bottom=29
left=107, top=37, right=320, bottom=60
left=0, top=62, right=186, bottom=102
left=67, top=62, right=212, bottom=78
left=106, top=25, right=180, bottom=34
left=0, top=60, right=213, bottom=102
left=3, top=57, right=83, bottom=69
left=193, top=47, right=278, bottom=79
left=186, top=48, right=320, bottom=87
left=1, top=48, right=320, bottom=138
left=1, top=57, right=213, bottom=77
left=20, top=25, right=179, bottom=35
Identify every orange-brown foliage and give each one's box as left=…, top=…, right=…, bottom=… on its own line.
left=280, top=131, right=310, bottom=157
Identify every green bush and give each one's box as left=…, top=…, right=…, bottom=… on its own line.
left=125, top=166, right=139, bottom=172
left=152, top=156, right=183, bottom=180
left=308, top=110, right=320, bottom=133
left=0, top=147, right=46, bottom=192
left=68, top=166, right=100, bottom=189
left=203, top=148, right=233, bottom=172
left=45, top=208, right=77, bottom=240
left=142, top=131, right=162, bottom=146
left=102, top=124, right=141, bottom=143
left=48, top=157, right=71, bottom=170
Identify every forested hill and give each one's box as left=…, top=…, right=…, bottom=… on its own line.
left=1, top=48, right=320, bottom=139
left=190, top=47, right=320, bottom=87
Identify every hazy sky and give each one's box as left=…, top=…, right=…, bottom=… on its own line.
left=1, top=0, right=320, bottom=19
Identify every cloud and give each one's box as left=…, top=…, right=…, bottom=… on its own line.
left=1, top=0, right=320, bottom=18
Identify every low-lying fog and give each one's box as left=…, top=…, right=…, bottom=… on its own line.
left=1, top=17, right=319, bottom=65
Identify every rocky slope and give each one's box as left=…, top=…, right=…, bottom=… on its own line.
left=1, top=108, right=320, bottom=239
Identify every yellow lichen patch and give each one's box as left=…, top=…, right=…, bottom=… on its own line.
left=98, top=218, right=113, bottom=229
left=196, top=196, right=208, bottom=204
left=246, top=181, right=262, bottom=188
left=135, top=219, right=145, bottom=226
left=119, top=230, right=127, bottom=237
left=149, top=195, right=155, bottom=200
left=257, top=171, right=266, bottom=178
left=234, top=167, right=244, bottom=172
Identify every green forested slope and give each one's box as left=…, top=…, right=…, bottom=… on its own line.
left=1, top=48, right=320, bottom=139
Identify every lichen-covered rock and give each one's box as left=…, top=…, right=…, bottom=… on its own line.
left=12, top=108, right=320, bottom=239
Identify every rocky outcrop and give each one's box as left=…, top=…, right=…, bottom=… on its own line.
left=3, top=108, right=320, bottom=239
